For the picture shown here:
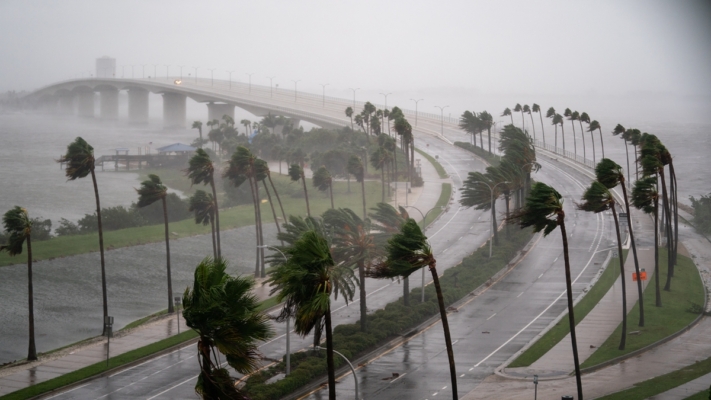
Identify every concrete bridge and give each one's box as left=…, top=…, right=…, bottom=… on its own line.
left=22, top=77, right=458, bottom=137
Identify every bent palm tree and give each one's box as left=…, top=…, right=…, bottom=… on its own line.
left=347, top=155, right=367, bottom=220
left=1, top=206, right=37, bottom=360
left=191, top=121, right=204, bottom=148
left=58, top=137, right=109, bottom=335
left=345, top=106, right=354, bottom=130
left=532, top=103, right=546, bottom=145
left=369, top=219, right=458, bottom=400
left=267, top=230, right=356, bottom=400
left=632, top=175, right=662, bottom=306
left=513, top=103, right=524, bottom=130
left=508, top=182, right=583, bottom=400
left=288, top=164, right=311, bottom=217
left=313, top=166, right=334, bottom=209
left=523, top=104, right=535, bottom=141
left=182, top=258, right=273, bottom=399
left=501, top=107, right=513, bottom=124
left=579, top=112, right=591, bottom=162
left=189, top=190, right=217, bottom=259
left=578, top=180, right=628, bottom=349
left=186, top=148, right=221, bottom=258
left=136, top=174, right=174, bottom=313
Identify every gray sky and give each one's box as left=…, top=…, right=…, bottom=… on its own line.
left=2, top=0, right=710, bottom=122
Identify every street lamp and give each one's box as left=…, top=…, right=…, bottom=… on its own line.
left=178, top=65, right=184, bottom=80
left=104, top=316, right=114, bottom=367
left=379, top=92, right=391, bottom=110
left=405, top=205, right=444, bottom=303
left=410, top=98, right=423, bottom=126
left=320, top=83, right=329, bottom=108
left=292, top=79, right=300, bottom=102
left=246, top=73, right=254, bottom=93
left=349, top=87, right=359, bottom=109
left=226, top=70, right=235, bottom=89
left=267, top=76, right=275, bottom=97
left=472, top=181, right=509, bottom=258
left=141, top=64, right=146, bottom=79
left=193, top=66, right=198, bottom=83
left=152, top=64, right=158, bottom=79
left=174, top=295, right=182, bottom=334
left=208, top=68, right=215, bottom=86
left=533, top=374, right=539, bottom=400
left=257, top=245, right=291, bottom=376
left=434, top=105, right=449, bottom=138
left=165, top=65, right=170, bottom=80
left=314, top=346, right=360, bottom=400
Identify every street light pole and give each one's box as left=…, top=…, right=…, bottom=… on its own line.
left=320, top=83, right=329, bottom=108
left=208, top=68, right=215, bottom=86
left=104, top=316, right=114, bottom=367
left=193, top=67, right=198, bottom=83
left=434, top=105, right=449, bottom=138
left=349, top=87, right=360, bottom=109
left=405, top=205, right=444, bottom=302
left=164, top=65, right=170, bottom=80
left=173, top=296, right=182, bottom=334
left=473, top=181, right=509, bottom=258
left=379, top=92, right=392, bottom=110
left=314, top=346, right=359, bottom=399
left=141, top=64, right=146, bottom=79
left=178, top=65, right=184, bottom=80
left=257, top=245, right=291, bottom=376
left=267, top=76, right=275, bottom=97
left=121, top=65, right=126, bottom=78
left=246, top=73, right=254, bottom=93
left=410, top=98, right=423, bottom=126
left=292, top=80, right=300, bottom=102
left=226, top=70, right=235, bottom=89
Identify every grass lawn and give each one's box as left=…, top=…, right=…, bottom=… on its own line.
left=581, top=248, right=705, bottom=368
left=508, top=251, right=627, bottom=367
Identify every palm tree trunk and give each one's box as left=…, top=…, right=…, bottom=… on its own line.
left=90, top=169, right=109, bottom=336
left=559, top=219, right=583, bottom=400
left=403, top=276, right=410, bottom=306
left=491, top=201, right=499, bottom=246
left=255, top=178, right=266, bottom=277
left=209, top=179, right=221, bottom=259
left=358, top=260, right=367, bottom=331
left=598, top=127, right=605, bottom=158
left=620, top=181, right=644, bottom=326
left=26, top=235, right=37, bottom=361
left=381, top=165, right=386, bottom=203
left=429, top=263, right=458, bottom=400
left=301, top=172, right=311, bottom=217
left=199, top=340, right=218, bottom=399
left=161, top=197, right=174, bottom=313
left=571, top=122, right=578, bottom=161
left=479, top=130, right=484, bottom=149
left=262, top=181, right=282, bottom=238
left=670, top=163, right=679, bottom=265
left=539, top=113, right=546, bottom=145
left=623, top=141, right=631, bottom=190
left=267, top=174, right=287, bottom=224
left=589, top=130, right=596, bottom=165
left=487, top=127, right=492, bottom=154
left=579, top=121, right=586, bottom=162
left=654, top=175, right=662, bottom=307
left=660, top=169, right=674, bottom=290
left=324, top=309, right=336, bottom=400
left=554, top=125, right=558, bottom=153
left=360, top=178, right=367, bottom=221
left=410, top=139, right=415, bottom=183
left=611, top=205, right=627, bottom=350
left=509, top=114, right=513, bottom=124
left=504, top=192, right=511, bottom=239
left=530, top=114, right=537, bottom=142
left=248, top=177, right=261, bottom=277
left=561, top=124, right=566, bottom=154
left=210, top=214, right=217, bottom=260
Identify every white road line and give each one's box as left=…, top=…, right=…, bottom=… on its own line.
left=487, top=313, right=496, bottom=320
left=517, top=292, right=524, bottom=298
left=43, top=384, right=90, bottom=399
left=390, top=372, right=407, bottom=383
left=146, top=373, right=199, bottom=400
left=538, top=273, right=543, bottom=279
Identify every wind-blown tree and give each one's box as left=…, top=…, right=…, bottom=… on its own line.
left=186, top=148, right=221, bottom=258
left=393, top=116, right=415, bottom=181
left=577, top=180, right=628, bottom=349
left=368, top=202, right=413, bottom=304
left=564, top=108, right=577, bottom=158
left=345, top=106, right=354, bottom=130
left=508, top=182, right=583, bottom=400
left=632, top=175, right=662, bottom=306
left=136, top=174, right=174, bottom=313
left=267, top=230, right=357, bottom=400
left=623, top=128, right=642, bottom=182
left=288, top=163, right=311, bottom=217
left=313, top=166, right=335, bottom=209
left=501, top=107, right=513, bottom=124
left=1, top=206, right=38, bottom=360
left=225, top=146, right=265, bottom=277
left=255, top=158, right=283, bottom=244
left=523, top=104, right=535, bottom=141
left=192, top=120, right=204, bottom=148
left=240, top=119, right=251, bottom=136
left=479, top=111, right=495, bottom=153
left=369, top=219, right=458, bottom=400
left=189, top=190, right=217, bottom=259
left=513, top=103, right=524, bottom=130
left=461, top=171, right=500, bottom=246
left=323, top=208, right=379, bottom=332
left=611, top=124, right=632, bottom=186
left=596, top=158, right=644, bottom=326
left=58, top=137, right=109, bottom=335
left=579, top=112, right=592, bottom=163
left=552, top=113, right=565, bottom=153
left=588, top=119, right=604, bottom=159
left=371, top=146, right=391, bottom=202
left=354, top=114, right=365, bottom=133
left=532, top=103, right=546, bottom=145
left=347, top=154, right=367, bottom=220
left=182, top=258, right=273, bottom=400
left=573, top=111, right=585, bottom=161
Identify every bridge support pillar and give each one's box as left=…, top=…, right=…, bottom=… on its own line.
left=76, top=91, right=95, bottom=118
left=128, top=88, right=149, bottom=124
left=99, top=89, right=119, bottom=120
left=207, top=102, right=235, bottom=122
left=58, top=95, right=74, bottom=115
left=163, top=92, right=186, bottom=129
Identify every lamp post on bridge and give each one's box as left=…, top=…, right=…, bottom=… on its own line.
left=226, top=70, right=235, bottom=89
left=292, top=79, right=301, bottom=102
left=141, top=64, right=147, bottom=79
left=164, top=65, right=170, bottom=80
left=472, top=181, right=509, bottom=258
left=410, top=98, right=423, bottom=126
left=246, top=73, right=254, bottom=93
left=193, top=67, right=198, bottom=83
left=121, top=65, right=126, bottom=78
left=405, top=205, right=444, bottom=303
left=152, top=64, right=158, bottom=79
left=267, top=76, right=275, bottom=97
left=434, top=105, right=449, bottom=138
left=208, top=68, right=215, bottom=86
left=131, top=65, right=135, bottom=79
left=379, top=92, right=392, bottom=111
left=178, top=65, right=184, bottom=80
left=320, top=83, right=329, bottom=108
left=349, top=87, right=359, bottom=109
left=257, top=245, right=291, bottom=376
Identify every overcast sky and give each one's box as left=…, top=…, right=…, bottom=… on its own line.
left=2, top=0, right=710, bottom=122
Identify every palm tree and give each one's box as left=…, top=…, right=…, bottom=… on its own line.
left=479, top=111, right=495, bottom=154
left=532, top=103, right=546, bottom=145
left=553, top=113, right=565, bottom=153
left=323, top=208, right=379, bottom=332
left=508, top=182, right=583, bottom=400
left=632, top=176, right=662, bottom=306
left=58, top=137, right=109, bottom=335
left=461, top=171, right=500, bottom=246
left=596, top=158, right=644, bottom=327
left=267, top=230, right=357, bottom=400
left=136, top=174, right=174, bottom=313
left=192, top=120, right=204, bottom=148
left=369, top=219, right=458, bottom=400
left=255, top=158, right=283, bottom=243
left=573, top=111, right=585, bottom=161
left=182, top=258, right=273, bottom=399
left=345, top=106, right=354, bottom=130
left=564, top=108, right=577, bottom=159
left=611, top=124, right=632, bottom=186
left=523, top=104, right=535, bottom=141
left=288, top=163, right=311, bottom=217
left=393, top=116, right=414, bottom=181
left=240, top=119, right=251, bottom=136
left=577, top=180, right=628, bottom=350
left=347, top=155, right=367, bottom=220
left=313, top=166, right=335, bottom=209
left=458, top=110, right=480, bottom=146
left=588, top=119, right=605, bottom=159
left=513, top=103, right=524, bottom=130
left=189, top=190, right=217, bottom=259
left=501, top=107, right=513, bottom=124
left=1, top=206, right=38, bottom=360
left=186, top=148, right=221, bottom=258
left=370, top=146, right=390, bottom=202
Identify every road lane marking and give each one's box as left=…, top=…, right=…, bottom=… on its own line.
left=538, top=273, right=543, bottom=279
left=487, top=313, right=496, bottom=320
left=517, top=292, right=524, bottom=298
left=44, top=384, right=90, bottom=399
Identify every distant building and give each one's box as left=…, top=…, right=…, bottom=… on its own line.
left=96, top=56, right=116, bottom=78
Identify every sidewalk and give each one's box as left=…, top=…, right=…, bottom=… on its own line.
left=0, top=149, right=447, bottom=398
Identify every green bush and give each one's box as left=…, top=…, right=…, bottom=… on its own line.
left=454, top=141, right=500, bottom=166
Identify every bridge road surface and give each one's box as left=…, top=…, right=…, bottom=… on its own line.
left=302, top=154, right=615, bottom=396
left=39, top=129, right=500, bottom=399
